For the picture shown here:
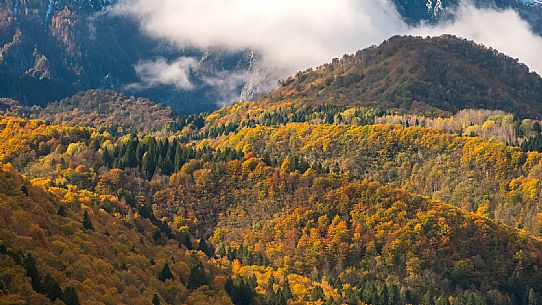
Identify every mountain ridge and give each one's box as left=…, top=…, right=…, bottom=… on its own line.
left=267, top=35, right=542, bottom=118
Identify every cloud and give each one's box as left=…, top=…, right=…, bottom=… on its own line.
left=112, top=0, right=542, bottom=103
left=126, top=57, right=198, bottom=90
left=112, top=0, right=407, bottom=75
left=411, top=3, right=542, bottom=73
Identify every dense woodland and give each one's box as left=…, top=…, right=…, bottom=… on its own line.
left=5, top=35, right=542, bottom=305
left=0, top=90, right=179, bottom=135
left=3, top=108, right=542, bottom=304
left=268, top=35, right=542, bottom=118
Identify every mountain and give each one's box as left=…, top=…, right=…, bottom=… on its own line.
left=1, top=0, right=542, bottom=115
left=394, top=0, right=542, bottom=33
left=0, top=0, right=256, bottom=113
left=26, top=90, right=178, bottom=135
left=267, top=35, right=542, bottom=118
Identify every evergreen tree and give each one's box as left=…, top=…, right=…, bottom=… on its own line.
left=24, top=254, right=42, bottom=293
left=21, top=184, right=28, bottom=196
left=82, top=210, right=94, bottom=231
left=187, top=261, right=208, bottom=289
left=141, top=151, right=156, bottom=180
left=43, top=274, right=62, bottom=301
left=265, top=275, right=275, bottom=303
left=282, top=277, right=292, bottom=300
left=152, top=294, right=161, bottom=305
left=275, top=289, right=287, bottom=305
left=101, top=149, right=112, bottom=168
left=225, top=276, right=254, bottom=305
left=57, top=205, right=67, bottom=217
left=62, top=287, right=80, bottom=305
left=198, top=238, right=214, bottom=257
left=152, top=228, right=162, bottom=243
left=181, top=234, right=193, bottom=250
left=158, top=262, right=174, bottom=282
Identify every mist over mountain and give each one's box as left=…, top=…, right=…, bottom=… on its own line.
left=1, top=0, right=542, bottom=113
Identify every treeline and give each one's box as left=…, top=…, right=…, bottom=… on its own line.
left=102, top=134, right=243, bottom=179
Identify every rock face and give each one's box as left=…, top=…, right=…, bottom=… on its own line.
left=394, top=0, right=542, bottom=32
left=0, top=0, right=255, bottom=113
left=0, top=0, right=541, bottom=114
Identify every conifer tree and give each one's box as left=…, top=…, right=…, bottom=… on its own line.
left=283, top=277, right=292, bottom=300
left=310, top=285, right=324, bottom=302
left=43, top=274, right=62, bottom=301
left=265, top=275, right=275, bottom=303
left=62, top=287, right=80, bottom=305
left=141, top=151, right=156, bottom=180
left=158, top=262, right=174, bottom=282
left=24, top=254, right=42, bottom=293
left=152, top=294, right=160, bottom=305
left=181, top=234, right=193, bottom=250
left=198, top=238, right=214, bottom=257
left=187, top=261, right=208, bottom=289
left=82, top=210, right=94, bottom=231
left=57, top=205, right=67, bottom=217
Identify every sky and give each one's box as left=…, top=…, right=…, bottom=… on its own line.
left=112, top=0, right=542, bottom=102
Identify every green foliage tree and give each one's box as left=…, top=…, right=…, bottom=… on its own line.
left=62, top=287, right=80, bottom=305
left=43, top=274, right=62, bottom=301
left=57, top=205, right=67, bottom=217
left=152, top=228, right=162, bottom=244
left=141, top=151, right=156, bottom=180
left=152, top=294, right=160, bottom=305
left=310, top=285, right=324, bottom=302
left=24, top=254, right=41, bottom=293
left=225, top=276, right=255, bottom=305
left=198, top=239, right=214, bottom=257
left=158, top=262, right=174, bottom=282
left=187, top=261, right=208, bottom=290
left=82, top=210, right=94, bottom=231
left=181, top=234, right=193, bottom=250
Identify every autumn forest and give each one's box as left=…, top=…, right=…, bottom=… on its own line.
left=3, top=35, right=542, bottom=305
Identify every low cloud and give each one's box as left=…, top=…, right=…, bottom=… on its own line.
left=412, top=4, right=542, bottom=73
left=126, top=57, right=198, bottom=90
left=112, top=0, right=542, bottom=103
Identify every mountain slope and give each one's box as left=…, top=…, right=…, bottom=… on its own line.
left=269, top=35, right=542, bottom=118
left=0, top=162, right=236, bottom=305
left=155, top=157, right=542, bottom=304
left=0, top=0, right=253, bottom=113
left=2, top=1, right=542, bottom=114
left=394, top=0, right=542, bottom=33
left=208, top=122, right=542, bottom=235
left=4, top=114, right=542, bottom=304
left=30, top=90, right=178, bottom=134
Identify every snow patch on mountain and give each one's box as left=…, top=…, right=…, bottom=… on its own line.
left=521, top=0, right=542, bottom=6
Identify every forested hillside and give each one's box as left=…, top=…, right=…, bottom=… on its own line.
left=268, top=35, right=542, bottom=118
left=0, top=163, right=237, bottom=305
left=3, top=113, right=542, bottom=305
left=4, top=33, right=542, bottom=305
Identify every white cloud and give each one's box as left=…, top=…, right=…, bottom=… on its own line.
left=127, top=57, right=198, bottom=90
left=113, top=0, right=542, bottom=101
left=411, top=3, right=542, bottom=73
left=113, top=0, right=407, bottom=75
